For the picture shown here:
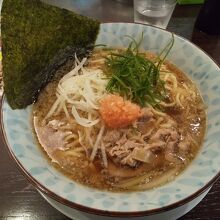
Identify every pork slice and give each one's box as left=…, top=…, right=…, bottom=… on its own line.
left=33, top=117, right=71, bottom=162
left=139, top=107, right=154, bottom=122
left=131, top=147, right=156, bottom=163
left=121, top=154, right=137, bottom=167
left=144, top=141, right=166, bottom=150
left=108, top=145, right=130, bottom=158
left=135, top=108, right=154, bottom=133
left=109, top=140, right=144, bottom=157
left=108, top=138, right=156, bottom=167
left=47, top=119, right=66, bottom=130
left=103, top=130, right=121, bottom=144
left=124, top=140, right=144, bottom=149
left=116, top=133, right=127, bottom=145
left=151, top=128, right=179, bottom=142
left=120, top=147, right=156, bottom=167
left=136, top=119, right=156, bottom=134
left=141, top=127, right=182, bottom=164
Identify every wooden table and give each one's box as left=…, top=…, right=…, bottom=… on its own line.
left=0, top=1, right=220, bottom=219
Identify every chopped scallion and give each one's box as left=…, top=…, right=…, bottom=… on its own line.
left=105, top=34, right=174, bottom=107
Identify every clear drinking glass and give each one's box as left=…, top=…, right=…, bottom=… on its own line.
left=134, top=0, right=177, bottom=29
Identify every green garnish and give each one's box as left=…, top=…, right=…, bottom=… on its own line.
left=105, top=34, right=174, bottom=107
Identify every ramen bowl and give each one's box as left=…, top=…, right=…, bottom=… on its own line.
left=2, top=23, right=220, bottom=219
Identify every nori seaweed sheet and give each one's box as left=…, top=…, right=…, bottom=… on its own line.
left=1, top=0, right=100, bottom=109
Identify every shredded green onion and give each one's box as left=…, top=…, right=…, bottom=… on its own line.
left=105, top=33, right=174, bottom=107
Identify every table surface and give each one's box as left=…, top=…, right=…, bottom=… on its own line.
left=0, top=1, right=220, bottom=219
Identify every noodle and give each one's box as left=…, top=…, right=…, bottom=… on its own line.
left=160, top=123, right=173, bottom=128
left=160, top=101, right=176, bottom=107
left=63, top=150, right=83, bottom=157
left=65, top=139, right=80, bottom=148
left=115, top=172, right=153, bottom=188
left=129, top=167, right=179, bottom=191
left=64, top=133, right=78, bottom=141
left=150, top=107, right=167, bottom=117
left=176, top=93, right=184, bottom=108
left=163, top=73, right=178, bottom=89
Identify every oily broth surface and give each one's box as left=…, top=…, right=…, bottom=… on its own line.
left=33, top=49, right=206, bottom=192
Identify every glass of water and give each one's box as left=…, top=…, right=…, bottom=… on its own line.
left=134, top=0, right=177, bottom=29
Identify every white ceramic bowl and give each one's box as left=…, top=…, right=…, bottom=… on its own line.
left=2, top=23, right=220, bottom=218
left=38, top=187, right=212, bottom=220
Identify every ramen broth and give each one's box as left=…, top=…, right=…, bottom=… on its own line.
left=33, top=49, right=206, bottom=192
